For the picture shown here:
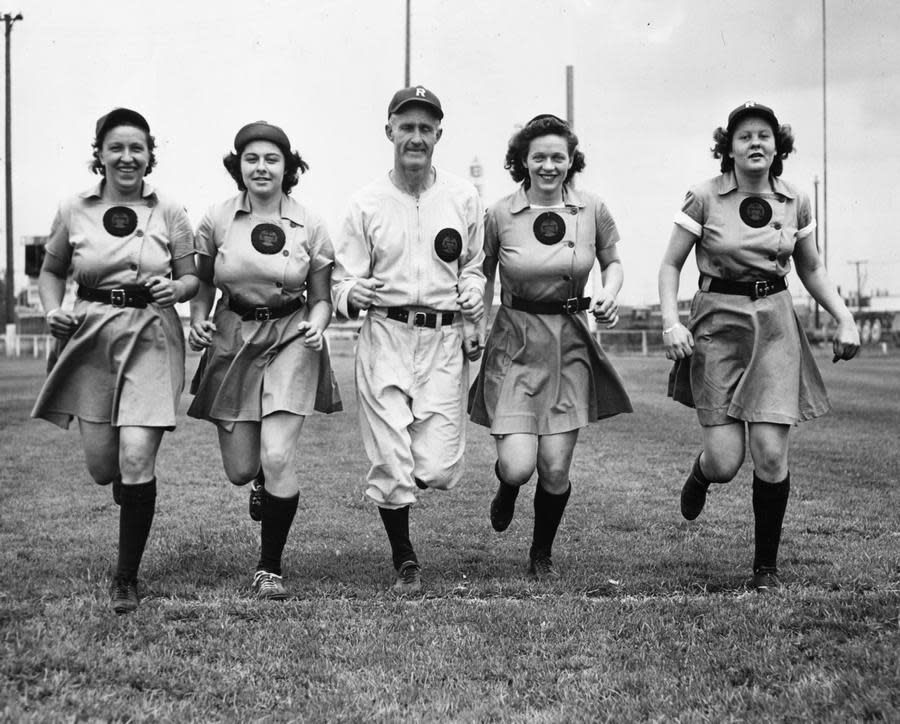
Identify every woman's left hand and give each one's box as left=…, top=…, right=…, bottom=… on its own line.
left=591, top=290, right=619, bottom=328
left=145, top=276, right=181, bottom=308
left=297, top=321, right=324, bottom=350
left=832, top=317, right=860, bottom=363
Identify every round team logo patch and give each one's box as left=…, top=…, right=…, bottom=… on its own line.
left=250, top=223, right=286, bottom=254
left=102, top=206, right=138, bottom=237
left=533, top=211, right=566, bottom=245
left=434, top=228, right=463, bottom=262
left=739, top=197, right=773, bottom=228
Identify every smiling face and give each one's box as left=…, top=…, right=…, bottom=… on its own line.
left=239, top=140, right=285, bottom=199
left=729, top=116, right=776, bottom=177
left=386, top=105, right=443, bottom=173
left=99, top=125, right=150, bottom=198
left=525, top=134, right=574, bottom=201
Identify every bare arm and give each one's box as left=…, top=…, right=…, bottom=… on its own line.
left=187, top=256, right=218, bottom=351
left=592, top=244, right=623, bottom=328
left=793, top=234, right=859, bottom=362
left=658, top=224, right=696, bottom=359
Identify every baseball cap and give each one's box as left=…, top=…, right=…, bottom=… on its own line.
left=726, top=101, right=779, bottom=133
left=95, top=108, right=150, bottom=142
left=387, top=86, right=443, bottom=120
left=233, top=121, right=292, bottom=154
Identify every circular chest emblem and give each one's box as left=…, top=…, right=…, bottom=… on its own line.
left=102, top=206, right=138, bottom=237
left=533, top=211, right=566, bottom=245
left=251, top=223, right=286, bottom=254
left=434, top=228, right=463, bottom=262
left=739, top=197, right=773, bottom=228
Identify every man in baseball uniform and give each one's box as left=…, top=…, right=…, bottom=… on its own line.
left=332, top=85, right=485, bottom=593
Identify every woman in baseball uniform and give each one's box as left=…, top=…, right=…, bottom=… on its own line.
left=659, top=102, right=859, bottom=590
left=32, top=108, right=199, bottom=614
left=469, top=113, right=632, bottom=579
left=188, top=121, right=341, bottom=601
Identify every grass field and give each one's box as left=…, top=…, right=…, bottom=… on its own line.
left=1, top=343, right=898, bottom=722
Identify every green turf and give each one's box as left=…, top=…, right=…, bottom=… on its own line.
left=2, top=344, right=898, bottom=721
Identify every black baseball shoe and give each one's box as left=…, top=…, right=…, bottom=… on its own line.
left=680, top=473, right=709, bottom=520
left=252, top=570, right=287, bottom=600
left=392, top=560, right=422, bottom=595
left=490, top=483, right=517, bottom=532
left=527, top=554, right=560, bottom=580
left=748, top=567, right=781, bottom=592
left=111, top=576, right=139, bottom=614
left=249, top=479, right=264, bottom=522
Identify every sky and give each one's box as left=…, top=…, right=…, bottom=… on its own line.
left=5, top=0, right=900, bottom=306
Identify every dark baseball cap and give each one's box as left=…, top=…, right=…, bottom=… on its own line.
left=726, top=101, right=779, bottom=133
left=233, top=121, right=292, bottom=154
left=387, top=86, right=443, bottom=120
left=95, top=108, right=150, bottom=142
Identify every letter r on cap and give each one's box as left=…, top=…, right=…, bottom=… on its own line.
left=416, top=87, right=426, bottom=97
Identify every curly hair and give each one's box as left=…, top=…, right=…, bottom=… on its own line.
left=90, top=128, right=157, bottom=176
left=222, top=148, right=309, bottom=194
left=504, top=114, right=585, bottom=187
left=711, top=121, right=795, bottom=177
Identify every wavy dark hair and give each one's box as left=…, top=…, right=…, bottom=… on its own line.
left=504, top=114, right=585, bottom=188
left=712, top=120, right=795, bottom=177
left=223, top=148, right=309, bottom=194
left=90, top=127, right=157, bottom=176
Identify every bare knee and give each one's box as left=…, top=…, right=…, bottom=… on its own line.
left=535, top=460, right=571, bottom=493
left=85, top=459, right=119, bottom=485
left=497, top=457, right=535, bottom=487
left=750, top=448, right=788, bottom=481
left=222, top=460, right=259, bottom=485
left=699, top=450, right=743, bottom=483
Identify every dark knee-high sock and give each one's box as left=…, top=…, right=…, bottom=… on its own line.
left=530, top=482, right=571, bottom=559
left=116, top=478, right=157, bottom=581
left=752, top=472, right=790, bottom=572
left=495, top=460, right=520, bottom=502
left=257, top=489, right=299, bottom=576
left=379, top=506, right=417, bottom=570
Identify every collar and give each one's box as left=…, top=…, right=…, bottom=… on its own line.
left=716, top=171, right=796, bottom=200
left=509, top=184, right=586, bottom=214
left=235, top=191, right=305, bottom=226
left=80, top=180, right=157, bottom=201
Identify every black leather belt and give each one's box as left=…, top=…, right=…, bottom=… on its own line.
left=700, top=275, right=787, bottom=300
left=507, top=295, right=591, bottom=315
left=228, top=296, right=304, bottom=322
left=77, top=285, right=153, bottom=308
left=385, top=307, right=455, bottom=328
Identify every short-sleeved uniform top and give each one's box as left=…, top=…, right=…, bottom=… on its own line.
left=187, top=192, right=341, bottom=427
left=31, top=182, right=194, bottom=429
left=668, top=172, right=830, bottom=425
left=469, top=186, right=632, bottom=435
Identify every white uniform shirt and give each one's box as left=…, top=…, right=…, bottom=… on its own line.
left=332, top=169, right=485, bottom=318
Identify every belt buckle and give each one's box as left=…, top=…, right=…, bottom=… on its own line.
left=563, top=297, right=579, bottom=314
left=753, top=281, right=768, bottom=300
left=254, top=307, right=271, bottom=321
left=413, top=311, right=428, bottom=327
left=110, top=288, right=126, bottom=307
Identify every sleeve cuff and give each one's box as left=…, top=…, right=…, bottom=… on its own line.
left=674, top=211, right=702, bottom=237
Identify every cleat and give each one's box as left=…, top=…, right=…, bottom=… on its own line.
left=680, top=473, right=709, bottom=521
left=111, top=576, right=139, bottom=614
left=392, top=560, right=422, bottom=595
left=490, top=483, right=517, bottom=532
left=527, top=554, right=560, bottom=580
left=748, top=567, right=780, bottom=592
left=249, top=479, right=264, bottom=522
left=252, top=570, right=287, bottom=600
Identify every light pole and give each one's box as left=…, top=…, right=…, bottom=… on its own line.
left=3, top=11, right=22, bottom=355
left=404, top=0, right=410, bottom=86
